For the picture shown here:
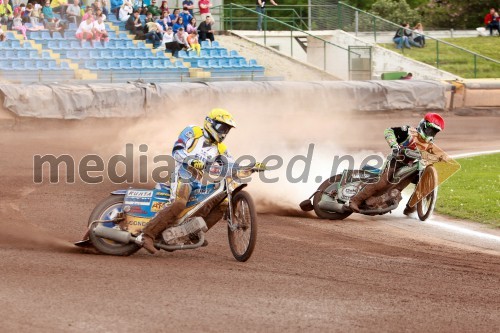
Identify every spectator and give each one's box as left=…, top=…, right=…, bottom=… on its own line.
left=256, top=0, right=277, bottom=31
left=187, top=29, right=199, bottom=55
left=491, top=11, right=500, bottom=36
left=92, top=14, right=108, bottom=46
left=413, top=22, right=425, bottom=47
left=484, top=8, right=497, bottom=36
left=157, top=10, right=170, bottom=30
left=147, top=0, right=161, bottom=19
left=393, top=22, right=411, bottom=49
left=143, top=10, right=153, bottom=24
left=22, top=3, right=32, bottom=23
left=51, top=0, right=68, bottom=20
left=0, top=0, right=14, bottom=29
left=144, top=19, right=161, bottom=48
left=95, top=7, right=106, bottom=21
left=13, top=8, right=42, bottom=39
left=126, top=10, right=144, bottom=39
left=118, top=1, right=132, bottom=21
left=66, top=0, right=81, bottom=25
left=198, top=0, right=212, bottom=24
left=168, top=7, right=179, bottom=26
left=76, top=15, right=94, bottom=46
left=403, top=23, right=422, bottom=47
left=182, top=0, right=193, bottom=15
left=179, top=5, right=191, bottom=29
left=197, top=14, right=213, bottom=42
left=110, top=0, right=123, bottom=19
left=42, top=0, right=61, bottom=26
left=163, top=26, right=180, bottom=55
left=172, top=15, right=183, bottom=32
left=30, top=2, right=42, bottom=25
left=159, top=0, right=168, bottom=14
left=186, top=16, right=196, bottom=33
left=101, top=0, right=109, bottom=16
left=81, top=6, right=93, bottom=21
left=174, top=26, right=189, bottom=50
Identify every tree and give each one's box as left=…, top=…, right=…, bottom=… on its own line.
left=417, top=0, right=496, bottom=29
left=370, top=0, right=421, bottom=25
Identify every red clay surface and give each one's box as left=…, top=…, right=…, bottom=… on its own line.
left=0, top=113, right=499, bottom=332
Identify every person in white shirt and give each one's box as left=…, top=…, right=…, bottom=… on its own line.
left=92, top=14, right=108, bottom=46
left=174, top=27, right=189, bottom=50
left=163, top=26, right=182, bottom=56
left=76, top=16, right=94, bottom=47
left=118, top=1, right=132, bottom=21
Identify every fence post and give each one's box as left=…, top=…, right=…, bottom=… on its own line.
left=373, top=16, right=376, bottom=42
left=290, top=29, right=293, bottom=57
left=230, top=3, right=233, bottom=31
left=337, top=4, right=342, bottom=30
left=354, top=10, right=358, bottom=36
left=474, top=54, right=477, bottom=78
left=436, top=39, right=439, bottom=69
left=324, top=40, right=326, bottom=71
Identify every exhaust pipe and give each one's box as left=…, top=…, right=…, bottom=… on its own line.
left=318, top=200, right=348, bottom=213
left=93, top=224, right=135, bottom=244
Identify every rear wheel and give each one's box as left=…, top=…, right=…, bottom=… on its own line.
left=416, top=166, right=438, bottom=221
left=313, top=175, right=352, bottom=220
left=228, top=191, right=257, bottom=262
left=88, top=195, right=141, bottom=256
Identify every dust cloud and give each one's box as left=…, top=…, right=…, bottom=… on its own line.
left=108, top=86, right=385, bottom=216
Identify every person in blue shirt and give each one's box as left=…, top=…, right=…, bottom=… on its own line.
left=179, top=6, right=191, bottom=29
left=172, top=15, right=184, bottom=32
left=182, top=0, right=193, bottom=15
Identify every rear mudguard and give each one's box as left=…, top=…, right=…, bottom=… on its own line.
left=74, top=190, right=127, bottom=247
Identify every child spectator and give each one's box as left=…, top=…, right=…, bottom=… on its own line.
left=174, top=26, right=189, bottom=50
left=186, top=16, right=196, bottom=33
left=163, top=26, right=181, bottom=56
left=92, top=14, right=108, bottom=46
left=94, top=8, right=106, bottom=21
left=82, top=6, right=94, bottom=21
left=76, top=15, right=94, bottom=46
left=198, top=15, right=214, bottom=42
left=187, top=29, right=200, bottom=55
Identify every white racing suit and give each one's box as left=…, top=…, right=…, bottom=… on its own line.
left=142, top=125, right=233, bottom=242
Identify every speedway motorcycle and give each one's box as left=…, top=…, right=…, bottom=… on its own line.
left=76, top=163, right=264, bottom=262
left=300, top=142, right=457, bottom=221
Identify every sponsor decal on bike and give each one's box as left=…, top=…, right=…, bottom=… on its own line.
left=125, top=215, right=150, bottom=234
left=125, top=190, right=154, bottom=206
left=151, top=201, right=166, bottom=212
left=342, top=185, right=358, bottom=198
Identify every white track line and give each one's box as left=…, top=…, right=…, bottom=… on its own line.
left=426, top=149, right=500, bottom=243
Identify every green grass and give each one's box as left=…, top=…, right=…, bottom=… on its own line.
left=435, top=153, right=500, bottom=227
left=380, top=37, right=500, bottom=78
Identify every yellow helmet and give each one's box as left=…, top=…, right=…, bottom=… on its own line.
left=204, top=108, right=236, bottom=143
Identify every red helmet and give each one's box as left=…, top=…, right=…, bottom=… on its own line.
left=417, top=113, right=445, bottom=142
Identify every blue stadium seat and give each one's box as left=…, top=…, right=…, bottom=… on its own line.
left=208, top=59, right=221, bottom=68
left=35, top=60, right=49, bottom=69
left=219, top=58, right=230, bottom=68
left=97, top=60, right=109, bottom=69
left=47, top=40, right=60, bottom=49
left=155, top=52, right=166, bottom=58
left=66, top=50, right=79, bottom=59
left=63, top=31, right=75, bottom=39
left=5, top=50, right=15, bottom=59
left=142, top=59, right=154, bottom=69
left=209, top=50, right=220, bottom=58
left=85, top=60, right=98, bottom=70
left=131, top=59, right=143, bottom=68
left=41, top=31, right=52, bottom=39
left=22, top=60, right=36, bottom=69
left=101, top=49, right=113, bottom=59
left=29, top=31, right=41, bottom=39
left=199, top=49, right=210, bottom=58
left=197, top=60, right=209, bottom=68
left=60, top=40, right=71, bottom=48
left=124, top=49, right=135, bottom=58
left=229, top=58, right=241, bottom=67
left=135, top=49, right=147, bottom=57
left=21, top=42, right=34, bottom=49
left=177, top=50, right=188, bottom=58
left=107, top=31, right=117, bottom=39
left=41, top=51, right=52, bottom=59
left=60, top=62, right=71, bottom=69
left=79, top=50, right=91, bottom=59
left=28, top=50, right=39, bottom=59
left=69, top=23, right=77, bottom=30
left=12, top=60, right=24, bottom=69
left=200, top=40, right=210, bottom=49
left=219, top=49, right=229, bottom=58
left=119, top=59, right=131, bottom=68
left=115, top=40, right=127, bottom=48
left=89, top=50, right=100, bottom=58
left=174, top=60, right=185, bottom=68
left=152, top=59, right=165, bottom=68
left=10, top=40, right=21, bottom=48
left=211, top=41, right=220, bottom=48
left=17, top=50, right=28, bottom=58
left=52, top=32, right=64, bottom=39
left=70, top=40, right=81, bottom=49
left=48, top=60, right=58, bottom=69
left=230, top=50, right=239, bottom=57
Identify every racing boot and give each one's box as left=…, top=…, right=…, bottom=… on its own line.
left=141, top=191, right=189, bottom=254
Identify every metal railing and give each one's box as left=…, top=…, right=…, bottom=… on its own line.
left=335, top=2, right=500, bottom=78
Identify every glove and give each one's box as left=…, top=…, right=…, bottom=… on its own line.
left=254, top=162, right=266, bottom=170
left=190, top=159, right=205, bottom=170
left=391, top=146, right=400, bottom=157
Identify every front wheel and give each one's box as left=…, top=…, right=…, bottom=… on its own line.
left=416, top=166, right=438, bottom=221
left=88, top=195, right=141, bottom=256
left=313, top=175, right=353, bottom=220
left=227, top=191, right=257, bottom=262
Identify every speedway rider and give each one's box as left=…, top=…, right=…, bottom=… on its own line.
left=138, top=108, right=262, bottom=254
left=349, top=112, right=445, bottom=215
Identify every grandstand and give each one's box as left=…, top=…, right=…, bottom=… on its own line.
left=0, top=14, right=267, bottom=84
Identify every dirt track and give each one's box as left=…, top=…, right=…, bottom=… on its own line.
left=1, top=112, right=499, bottom=332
